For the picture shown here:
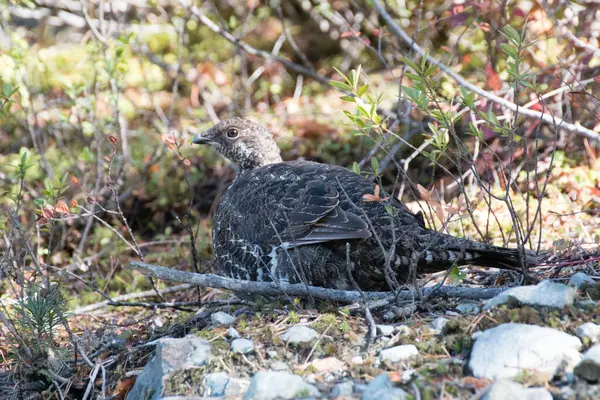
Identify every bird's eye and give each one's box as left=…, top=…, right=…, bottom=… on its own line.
left=226, top=128, right=239, bottom=139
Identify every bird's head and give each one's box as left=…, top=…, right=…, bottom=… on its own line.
left=193, top=117, right=282, bottom=171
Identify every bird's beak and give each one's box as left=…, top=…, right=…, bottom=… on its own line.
left=192, top=131, right=214, bottom=145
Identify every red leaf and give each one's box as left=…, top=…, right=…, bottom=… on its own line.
left=109, top=135, right=118, bottom=145
left=71, top=176, right=80, bottom=185
left=341, top=31, right=360, bottom=38
left=161, top=134, right=177, bottom=145
left=55, top=201, right=69, bottom=214
left=417, top=184, right=430, bottom=201
left=485, top=64, right=502, bottom=91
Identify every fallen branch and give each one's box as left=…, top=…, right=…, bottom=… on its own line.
left=373, top=0, right=600, bottom=143
left=129, top=261, right=506, bottom=303
left=191, top=6, right=330, bottom=86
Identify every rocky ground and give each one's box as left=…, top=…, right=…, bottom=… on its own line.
left=122, top=270, right=600, bottom=400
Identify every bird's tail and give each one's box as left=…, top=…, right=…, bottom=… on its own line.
left=410, top=234, right=538, bottom=274
left=456, top=246, right=538, bottom=271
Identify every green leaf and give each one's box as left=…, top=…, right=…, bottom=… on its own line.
left=339, top=95, right=355, bottom=102
left=357, top=84, right=369, bottom=97
left=371, top=157, right=379, bottom=175
left=60, top=172, right=69, bottom=185
left=384, top=205, right=394, bottom=216
left=330, top=80, right=351, bottom=90
left=354, top=65, right=362, bottom=88
left=424, top=63, right=438, bottom=77
left=352, top=162, right=361, bottom=175
left=404, top=72, right=424, bottom=83
left=501, top=25, right=521, bottom=45
left=357, top=106, right=369, bottom=117
left=500, top=43, right=518, bottom=60
left=401, top=56, right=421, bottom=73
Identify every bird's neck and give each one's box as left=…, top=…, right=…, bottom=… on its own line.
left=238, top=153, right=283, bottom=172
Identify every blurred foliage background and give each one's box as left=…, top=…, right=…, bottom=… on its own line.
left=2, top=0, right=600, bottom=302
left=1, top=0, right=600, bottom=395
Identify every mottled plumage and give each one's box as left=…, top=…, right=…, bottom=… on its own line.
left=194, top=118, right=532, bottom=291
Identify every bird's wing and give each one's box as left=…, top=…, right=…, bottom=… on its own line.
left=277, top=178, right=371, bottom=246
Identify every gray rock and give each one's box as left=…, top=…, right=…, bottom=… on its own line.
left=281, top=325, right=319, bottom=344
left=481, top=379, right=552, bottom=400
left=243, top=370, right=320, bottom=400
left=361, top=373, right=407, bottom=400
left=575, top=344, right=600, bottom=382
left=379, top=345, right=419, bottom=364
left=203, top=372, right=250, bottom=397
left=430, top=317, right=449, bottom=332
left=577, top=322, right=600, bottom=344
left=231, top=338, right=254, bottom=354
left=331, top=380, right=354, bottom=396
left=569, top=272, right=595, bottom=288
left=484, top=280, right=577, bottom=310
left=376, top=324, right=395, bottom=336
left=228, top=326, right=241, bottom=339
left=469, top=323, right=581, bottom=380
left=211, top=311, right=236, bottom=326
left=456, top=302, right=480, bottom=314
left=126, top=335, right=211, bottom=400
left=267, top=350, right=278, bottom=359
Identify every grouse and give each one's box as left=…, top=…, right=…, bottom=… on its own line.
left=193, top=117, right=534, bottom=291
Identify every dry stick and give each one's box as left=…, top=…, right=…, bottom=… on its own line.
left=190, top=6, right=330, bottom=86
left=129, top=261, right=505, bottom=303
left=372, top=0, right=600, bottom=142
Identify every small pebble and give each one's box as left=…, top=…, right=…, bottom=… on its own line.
left=569, top=272, right=595, bottom=288
left=211, top=311, right=236, bottom=326
left=281, top=325, right=320, bottom=344
left=376, top=324, right=395, bottom=336
left=228, top=327, right=241, bottom=339
left=379, top=345, right=419, bottom=364
left=231, top=338, right=254, bottom=354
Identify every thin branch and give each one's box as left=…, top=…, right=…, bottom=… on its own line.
left=373, top=0, right=600, bottom=142
left=129, top=261, right=506, bottom=303
left=190, top=6, right=331, bottom=86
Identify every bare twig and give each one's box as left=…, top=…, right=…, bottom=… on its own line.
left=373, top=0, right=600, bottom=142
left=129, top=261, right=506, bottom=303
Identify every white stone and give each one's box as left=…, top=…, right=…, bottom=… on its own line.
left=569, top=272, right=595, bottom=288
left=228, top=327, right=241, bottom=339
left=484, top=280, right=577, bottom=310
left=211, top=311, right=236, bottom=326
left=376, top=324, right=395, bottom=336
left=231, top=338, right=254, bottom=354
left=469, top=323, right=581, bottom=380
left=351, top=356, right=364, bottom=365
left=430, top=317, right=449, bottom=332
left=379, top=345, right=419, bottom=364
left=577, top=322, right=600, bottom=344
left=481, top=379, right=552, bottom=400
left=126, top=335, right=211, bottom=400
left=281, top=325, right=319, bottom=344
left=243, top=370, right=320, bottom=400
